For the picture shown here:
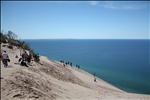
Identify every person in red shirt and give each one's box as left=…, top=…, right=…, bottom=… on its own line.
left=0, top=53, right=2, bottom=59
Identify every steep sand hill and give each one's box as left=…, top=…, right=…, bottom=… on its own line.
left=1, top=43, right=150, bottom=100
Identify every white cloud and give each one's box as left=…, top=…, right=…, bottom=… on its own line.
left=53, top=1, right=149, bottom=10
left=90, top=1, right=98, bottom=6
left=89, top=1, right=149, bottom=10
left=121, top=3, right=149, bottom=10
left=102, top=2, right=118, bottom=9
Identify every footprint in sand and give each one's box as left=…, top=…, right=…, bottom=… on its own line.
left=7, top=65, right=13, bottom=68
left=13, top=94, right=22, bottom=98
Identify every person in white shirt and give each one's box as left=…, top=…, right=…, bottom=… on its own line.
left=2, top=51, right=9, bottom=67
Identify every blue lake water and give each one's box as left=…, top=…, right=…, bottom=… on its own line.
left=23, top=39, right=150, bottom=94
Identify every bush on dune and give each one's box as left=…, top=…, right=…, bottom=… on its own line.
left=1, top=30, right=36, bottom=54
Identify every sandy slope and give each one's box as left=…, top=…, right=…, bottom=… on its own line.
left=1, top=43, right=150, bottom=100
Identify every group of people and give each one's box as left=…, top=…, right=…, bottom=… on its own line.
left=60, top=59, right=97, bottom=82
left=76, top=65, right=80, bottom=69
left=60, top=60, right=73, bottom=67
left=18, top=50, right=31, bottom=67
left=19, top=49, right=42, bottom=67
left=1, top=50, right=98, bottom=83
left=19, top=50, right=41, bottom=67
left=60, top=60, right=80, bottom=69
left=0, top=49, right=40, bottom=68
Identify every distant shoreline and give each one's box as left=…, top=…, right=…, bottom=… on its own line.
left=21, top=38, right=150, bottom=40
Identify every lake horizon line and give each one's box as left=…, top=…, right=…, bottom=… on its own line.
left=21, top=38, right=150, bottom=40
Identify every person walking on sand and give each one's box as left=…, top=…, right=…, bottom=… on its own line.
left=2, top=51, right=9, bottom=67
left=70, top=62, right=72, bottom=67
left=93, top=73, right=96, bottom=77
left=94, top=78, right=97, bottom=82
left=78, top=65, right=80, bottom=69
left=27, top=52, right=32, bottom=65
left=93, top=73, right=97, bottom=82
left=22, top=51, right=28, bottom=61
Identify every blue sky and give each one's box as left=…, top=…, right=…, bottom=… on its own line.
left=1, top=1, right=149, bottom=39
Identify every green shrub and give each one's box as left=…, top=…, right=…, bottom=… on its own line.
left=1, top=30, right=36, bottom=60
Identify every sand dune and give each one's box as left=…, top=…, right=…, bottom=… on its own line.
left=1, top=43, right=150, bottom=100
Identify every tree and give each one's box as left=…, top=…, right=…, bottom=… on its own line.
left=6, top=31, right=18, bottom=40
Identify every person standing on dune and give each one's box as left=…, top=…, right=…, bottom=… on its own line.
left=2, top=51, right=9, bottom=67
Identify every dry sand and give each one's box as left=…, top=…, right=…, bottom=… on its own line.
left=1, top=43, right=150, bottom=100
